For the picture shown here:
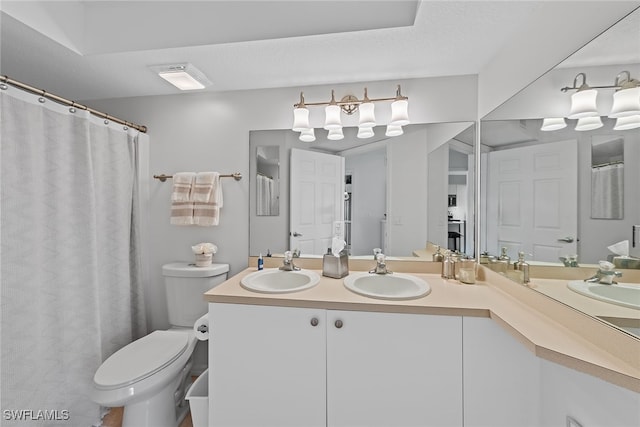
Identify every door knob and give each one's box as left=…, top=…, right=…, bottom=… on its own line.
left=292, top=231, right=303, bottom=237
left=557, top=237, right=574, bottom=243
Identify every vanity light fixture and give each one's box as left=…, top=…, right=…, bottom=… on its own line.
left=543, top=70, right=640, bottom=132
left=291, top=85, right=409, bottom=141
left=299, top=128, right=316, bottom=142
left=613, top=115, right=640, bottom=131
left=540, top=117, right=567, bottom=131
left=565, top=73, right=599, bottom=119
left=609, top=71, right=640, bottom=118
left=150, top=63, right=211, bottom=91
left=575, top=116, right=603, bottom=131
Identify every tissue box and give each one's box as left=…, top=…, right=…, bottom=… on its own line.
left=612, top=256, right=640, bottom=270
left=322, top=253, right=349, bottom=278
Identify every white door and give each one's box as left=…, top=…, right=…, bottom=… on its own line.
left=290, top=148, right=345, bottom=255
left=209, top=303, right=326, bottom=427
left=326, top=310, right=463, bottom=427
left=487, top=140, right=578, bottom=262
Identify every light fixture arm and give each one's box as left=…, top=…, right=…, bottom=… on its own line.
left=561, top=71, right=638, bottom=92
left=292, top=85, right=408, bottom=113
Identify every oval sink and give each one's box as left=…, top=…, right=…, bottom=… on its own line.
left=241, top=268, right=320, bottom=294
left=343, top=272, right=431, bottom=300
left=567, top=280, right=640, bottom=310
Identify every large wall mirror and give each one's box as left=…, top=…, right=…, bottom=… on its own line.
left=480, top=7, right=639, bottom=338
left=249, top=122, right=476, bottom=259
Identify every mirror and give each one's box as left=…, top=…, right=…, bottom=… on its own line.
left=591, top=136, right=624, bottom=220
left=480, top=8, right=639, bottom=338
left=249, top=122, right=476, bottom=259
left=256, top=146, right=280, bottom=216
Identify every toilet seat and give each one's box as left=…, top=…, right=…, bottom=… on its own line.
left=94, top=330, right=190, bottom=389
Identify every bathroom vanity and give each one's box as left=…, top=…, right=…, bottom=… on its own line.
left=204, top=262, right=640, bottom=427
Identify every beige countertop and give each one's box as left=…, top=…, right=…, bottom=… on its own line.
left=204, top=259, right=640, bottom=393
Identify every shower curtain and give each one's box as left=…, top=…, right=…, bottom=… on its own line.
left=591, top=163, right=624, bottom=219
left=1, top=87, right=147, bottom=426
left=257, top=174, right=274, bottom=216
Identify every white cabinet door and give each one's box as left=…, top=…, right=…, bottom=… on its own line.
left=326, top=310, right=463, bottom=427
left=209, top=303, right=326, bottom=427
left=463, top=317, right=541, bottom=427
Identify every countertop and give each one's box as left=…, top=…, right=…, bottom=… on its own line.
left=204, top=261, right=640, bottom=393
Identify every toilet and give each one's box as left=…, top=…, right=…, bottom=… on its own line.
left=91, top=262, right=229, bottom=427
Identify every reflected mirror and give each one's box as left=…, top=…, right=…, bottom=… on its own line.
left=591, top=136, right=624, bottom=219
left=480, top=8, right=639, bottom=338
left=249, top=122, right=476, bottom=259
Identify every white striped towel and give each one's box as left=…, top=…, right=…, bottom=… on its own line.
left=171, top=172, right=195, bottom=202
left=192, top=172, right=219, bottom=202
left=194, top=172, right=223, bottom=226
left=170, top=172, right=195, bottom=225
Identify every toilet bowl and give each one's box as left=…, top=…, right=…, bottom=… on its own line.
left=91, top=262, right=229, bottom=427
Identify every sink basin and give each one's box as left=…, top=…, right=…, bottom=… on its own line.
left=343, top=272, right=431, bottom=300
left=240, top=268, right=320, bottom=294
left=567, top=280, right=640, bottom=310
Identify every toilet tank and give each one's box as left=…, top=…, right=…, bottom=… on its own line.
left=163, top=262, right=229, bottom=327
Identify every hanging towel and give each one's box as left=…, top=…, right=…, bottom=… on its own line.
left=194, top=172, right=223, bottom=226
left=171, top=172, right=195, bottom=202
left=193, top=172, right=219, bottom=202
left=170, top=172, right=195, bottom=225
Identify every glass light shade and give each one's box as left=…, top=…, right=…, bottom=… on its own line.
left=292, top=107, right=310, bottom=132
left=575, top=116, right=603, bottom=131
left=609, top=87, right=640, bottom=118
left=613, top=115, right=640, bottom=130
left=327, top=127, right=344, bottom=140
left=299, top=128, right=316, bottom=142
left=357, top=126, right=375, bottom=139
left=568, top=89, right=598, bottom=119
left=540, top=117, right=567, bottom=131
left=324, top=104, right=342, bottom=130
left=385, top=125, right=403, bottom=137
left=390, top=99, right=410, bottom=126
left=358, top=102, right=376, bottom=127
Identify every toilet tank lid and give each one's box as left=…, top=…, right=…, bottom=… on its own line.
left=162, top=262, right=229, bottom=278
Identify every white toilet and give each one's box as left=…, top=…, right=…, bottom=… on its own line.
left=91, top=262, right=229, bottom=427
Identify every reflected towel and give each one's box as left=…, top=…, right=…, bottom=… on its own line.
left=591, top=164, right=623, bottom=219
left=194, top=172, right=222, bottom=226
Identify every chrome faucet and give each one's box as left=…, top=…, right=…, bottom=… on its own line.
left=559, top=255, right=579, bottom=267
left=585, top=261, right=622, bottom=285
left=369, top=252, right=392, bottom=275
left=279, top=251, right=301, bottom=271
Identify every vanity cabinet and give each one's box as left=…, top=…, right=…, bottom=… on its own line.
left=209, top=303, right=463, bottom=427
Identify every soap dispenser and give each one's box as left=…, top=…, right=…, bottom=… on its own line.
left=441, top=251, right=455, bottom=279
left=513, top=252, right=530, bottom=284
left=495, top=247, right=510, bottom=273
left=432, top=245, right=444, bottom=262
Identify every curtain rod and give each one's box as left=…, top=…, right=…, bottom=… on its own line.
left=0, top=75, right=148, bottom=133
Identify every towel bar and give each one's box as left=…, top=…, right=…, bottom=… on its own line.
left=154, top=173, right=242, bottom=182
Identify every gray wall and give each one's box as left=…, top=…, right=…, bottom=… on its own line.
left=87, top=75, right=478, bottom=330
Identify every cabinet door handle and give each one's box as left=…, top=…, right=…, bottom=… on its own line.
left=334, top=320, right=343, bottom=329
left=310, top=318, right=319, bottom=327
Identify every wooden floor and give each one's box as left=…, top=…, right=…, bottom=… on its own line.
left=101, top=407, right=193, bottom=427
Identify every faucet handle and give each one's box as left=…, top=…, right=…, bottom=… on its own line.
left=376, top=252, right=386, bottom=263
left=284, top=251, right=293, bottom=262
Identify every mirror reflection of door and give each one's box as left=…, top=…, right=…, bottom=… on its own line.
left=256, top=146, right=280, bottom=216
left=485, top=139, right=578, bottom=262
left=290, top=148, right=345, bottom=255
left=591, top=136, right=624, bottom=220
